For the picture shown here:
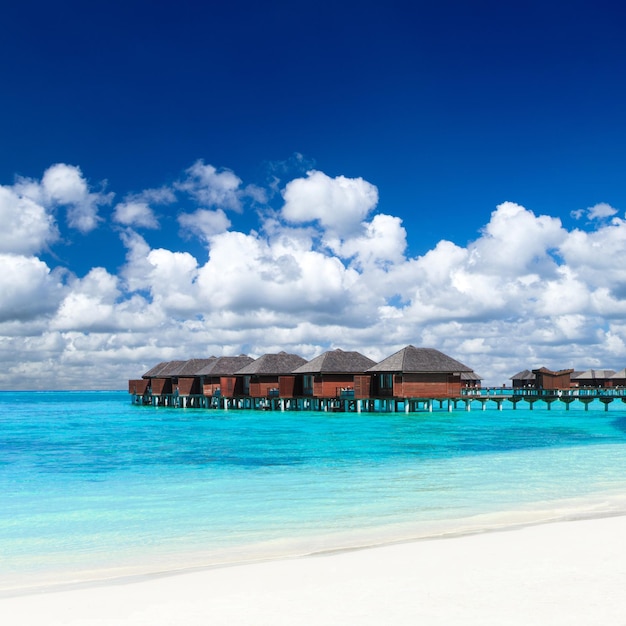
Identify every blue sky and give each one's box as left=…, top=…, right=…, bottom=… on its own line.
left=2, top=0, right=626, bottom=388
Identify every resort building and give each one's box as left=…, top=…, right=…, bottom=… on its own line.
left=290, top=349, right=377, bottom=399
left=532, top=367, right=575, bottom=390
left=367, top=346, right=474, bottom=398
left=510, top=369, right=536, bottom=388
left=235, top=352, right=307, bottom=398
left=571, top=369, right=616, bottom=388
left=609, top=369, right=626, bottom=387
left=197, top=355, right=254, bottom=397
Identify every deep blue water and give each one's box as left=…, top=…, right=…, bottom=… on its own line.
left=2, top=391, right=626, bottom=591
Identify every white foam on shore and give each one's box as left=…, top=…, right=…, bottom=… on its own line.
left=5, top=487, right=626, bottom=598
left=3, top=513, right=626, bottom=625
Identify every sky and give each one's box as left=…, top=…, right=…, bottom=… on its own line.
left=2, top=0, right=626, bottom=389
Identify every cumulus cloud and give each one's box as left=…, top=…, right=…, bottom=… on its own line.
left=114, top=201, right=159, bottom=228
left=0, top=185, right=58, bottom=254
left=51, top=268, right=121, bottom=332
left=113, top=186, right=175, bottom=229
left=282, top=170, right=379, bottom=236
left=178, top=208, right=231, bottom=241
left=176, top=160, right=244, bottom=212
left=13, top=163, right=113, bottom=234
left=0, top=254, right=65, bottom=322
left=468, top=202, right=565, bottom=276
left=572, top=202, right=618, bottom=220
left=329, top=213, right=407, bottom=268
left=41, top=163, right=113, bottom=233
left=2, top=160, right=626, bottom=390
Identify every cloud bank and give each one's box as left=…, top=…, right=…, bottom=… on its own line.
left=0, top=162, right=625, bottom=389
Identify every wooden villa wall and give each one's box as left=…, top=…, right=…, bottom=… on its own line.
left=353, top=375, right=371, bottom=399
left=606, top=377, right=626, bottom=388
left=151, top=378, right=172, bottom=395
left=279, top=375, right=299, bottom=398
left=312, top=374, right=358, bottom=397
left=177, top=377, right=201, bottom=396
left=128, top=379, right=149, bottom=394
left=220, top=376, right=246, bottom=397
left=249, top=375, right=280, bottom=398
left=536, top=372, right=571, bottom=390
left=393, top=373, right=461, bottom=398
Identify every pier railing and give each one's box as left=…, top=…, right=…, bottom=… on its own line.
left=461, top=387, right=626, bottom=398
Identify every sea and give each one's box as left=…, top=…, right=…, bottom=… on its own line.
left=3, top=390, right=626, bottom=594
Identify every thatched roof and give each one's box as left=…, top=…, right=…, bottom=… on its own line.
left=367, top=346, right=472, bottom=373
left=510, top=369, right=536, bottom=381
left=196, top=355, right=254, bottom=376
left=292, top=349, right=376, bottom=374
left=572, top=369, right=616, bottom=380
left=532, top=367, right=574, bottom=376
left=461, top=371, right=483, bottom=381
left=142, top=360, right=187, bottom=378
left=177, top=358, right=217, bottom=376
left=235, top=352, right=307, bottom=375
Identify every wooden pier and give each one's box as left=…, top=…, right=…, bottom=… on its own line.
left=130, top=387, right=626, bottom=413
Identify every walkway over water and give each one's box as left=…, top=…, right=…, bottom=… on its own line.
left=131, top=387, right=626, bottom=412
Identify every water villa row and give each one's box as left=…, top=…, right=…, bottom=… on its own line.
left=129, top=347, right=626, bottom=412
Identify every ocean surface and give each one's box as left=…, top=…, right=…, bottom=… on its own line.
left=3, top=390, right=626, bottom=594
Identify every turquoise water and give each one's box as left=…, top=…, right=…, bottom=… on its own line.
left=3, top=391, right=626, bottom=592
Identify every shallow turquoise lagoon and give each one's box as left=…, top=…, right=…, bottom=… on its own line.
left=2, top=391, right=626, bottom=591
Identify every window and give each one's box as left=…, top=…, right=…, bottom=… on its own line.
left=380, top=373, right=393, bottom=389
left=303, top=375, right=313, bottom=395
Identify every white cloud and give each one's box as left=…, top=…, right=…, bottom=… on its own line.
left=468, top=201, right=565, bottom=276
left=113, top=186, right=176, bottom=228
left=41, top=163, right=113, bottom=233
left=0, top=185, right=58, bottom=254
left=178, top=208, right=231, bottom=241
left=325, top=214, right=408, bottom=272
left=176, top=160, right=244, bottom=212
left=114, top=201, right=159, bottom=228
left=572, top=202, right=619, bottom=221
left=51, top=268, right=120, bottom=332
left=0, top=254, right=65, bottom=322
left=14, top=163, right=113, bottom=234
left=282, top=170, right=379, bottom=236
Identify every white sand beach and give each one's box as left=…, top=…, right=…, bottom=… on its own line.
left=3, top=515, right=626, bottom=626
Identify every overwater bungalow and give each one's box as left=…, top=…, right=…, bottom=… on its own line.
left=609, top=368, right=626, bottom=387
left=197, top=355, right=254, bottom=397
left=510, top=369, right=536, bottom=388
left=461, top=371, right=483, bottom=389
left=367, top=345, right=474, bottom=398
left=235, top=352, right=307, bottom=398
left=532, top=367, right=575, bottom=390
left=291, top=349, right=377, bottom=399
left=174, top=358, right=217, bottom=397
left=572, top=369, right=616, bottom=388
left=143, top=360, right=188, bottom=398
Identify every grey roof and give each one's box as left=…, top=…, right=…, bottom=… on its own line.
left=177, top=358, right=217, bottom=376
left=572, top=369, right=616, bottom=380
left=510, top=369, right=536, bottom=381
left=142, top=360, right=187, bottom=378
left=610, top=368, right=626, bottom=379
left=461, top=371, right=483, bottom=381
left=196, top=355, right=254, bottom=376
left=235, top=352, right=307, bottom=375
left=292, top=349, right=376, bottom=374
left=367, top=346, right=473, bottom=373
left=142, top=361, right=170, bottom=378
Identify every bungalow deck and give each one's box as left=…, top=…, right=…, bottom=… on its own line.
left=130, top=386, right=626, bottom=413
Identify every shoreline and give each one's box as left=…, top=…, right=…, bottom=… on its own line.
left=2, top=513, right=626, bottom=625
left=3, top=498, right=626, bottom=598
